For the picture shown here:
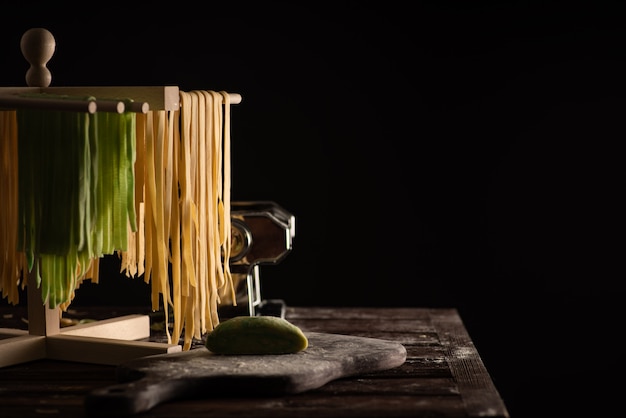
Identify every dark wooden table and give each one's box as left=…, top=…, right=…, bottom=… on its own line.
left=0, top=306, right=509, bottom=418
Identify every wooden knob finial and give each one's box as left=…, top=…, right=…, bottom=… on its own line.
left=21, top=28, right=56, bottom=87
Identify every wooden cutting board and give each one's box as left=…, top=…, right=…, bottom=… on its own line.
left=84, top=332, right=407, bottom=416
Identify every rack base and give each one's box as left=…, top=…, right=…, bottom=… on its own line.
left=0, top=314, right=181, bottom=368
left=0, top=279, right=181, bottom=368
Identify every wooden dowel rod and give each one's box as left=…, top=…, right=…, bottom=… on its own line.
left=229, top=93, right=242, bottom=104
left=93, top=99, right=125, bottom=113
left=125, top=101, right=149, bottom=113
left=0, top=94, right=97, bottom=113
left=0, top=95, right=155, bottom=114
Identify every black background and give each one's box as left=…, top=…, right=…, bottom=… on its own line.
left=1, top=2, right=624, bottom=417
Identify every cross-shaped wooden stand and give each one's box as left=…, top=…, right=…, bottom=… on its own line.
left=0, top=272, right=182, bottom=368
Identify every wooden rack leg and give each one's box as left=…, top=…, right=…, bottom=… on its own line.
left=26, top=273, right=60, bottom=336
left=0, top=271, right=53, bottom=367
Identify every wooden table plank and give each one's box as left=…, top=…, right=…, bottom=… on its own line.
left=0, top=306, right=509, bottom=418
left=429, top=308, right=509, bottom=418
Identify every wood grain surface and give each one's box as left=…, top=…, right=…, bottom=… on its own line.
left=0, top=306, right=510, bottom=418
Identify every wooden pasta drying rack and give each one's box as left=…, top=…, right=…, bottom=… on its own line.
left=0, top=28, right=241, bottom=368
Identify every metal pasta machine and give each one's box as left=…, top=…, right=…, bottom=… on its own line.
left=222, top=201, right=295, bottom=318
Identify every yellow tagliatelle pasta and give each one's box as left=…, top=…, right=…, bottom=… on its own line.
left=119, top=90, right=235, bottom=350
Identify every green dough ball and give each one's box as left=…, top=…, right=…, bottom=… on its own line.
left=205, top=315, right=309, bottom=355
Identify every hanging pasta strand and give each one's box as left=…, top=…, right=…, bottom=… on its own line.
left=0, top=111, right=27, bottom=305
left=207, top=91, right=223, bottom=329
left=168, top=107, right=183, bottom=346
left=218, top=90, right=235, bottom=304
left=142, top=110, right=172, bottom=342
left=207, top=91, right=221, bottom=301
left=195, top=91, right=209, bottom=336
left=119, top=112, right=147, bottom=279
left=186, top=91, right=202, bottom=348
left=177, top=91, right=198, bottom=349
left=178, top=92, right=197, bottom=293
